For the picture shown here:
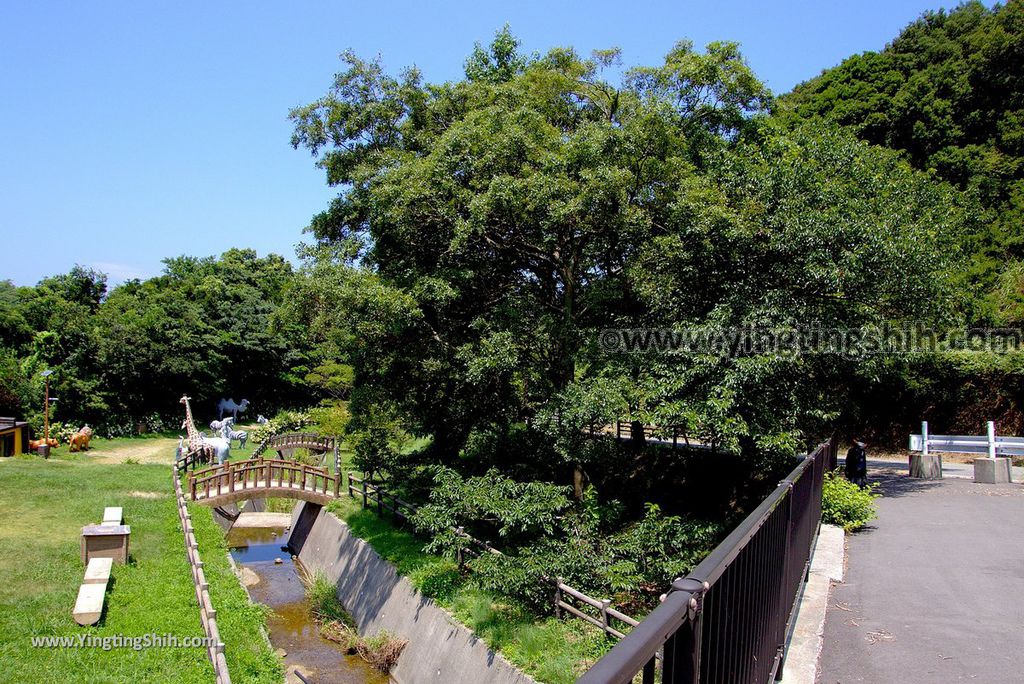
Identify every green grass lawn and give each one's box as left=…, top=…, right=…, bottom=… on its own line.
left=325, top=493, right=615, bottom=684
left=0, top=447, right=280, bottom=684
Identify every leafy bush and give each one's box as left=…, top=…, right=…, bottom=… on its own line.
left=408, top=559, right=464, bottom=602
left=821, top=470, right=879, bottom=531
left=249, top=409, right=314, bottom=444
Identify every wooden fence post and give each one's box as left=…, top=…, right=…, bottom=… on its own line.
left=554, top=578, right=563, bottom=618
left=333, top=443, right=341, bottom=497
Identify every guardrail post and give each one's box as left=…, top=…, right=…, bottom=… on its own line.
left=922, top=420, right=929, bottom=457
left=665, top=578, right=705, bottom=684
left=988, top=420, right=997, bottom=459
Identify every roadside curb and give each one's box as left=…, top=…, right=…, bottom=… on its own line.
left=780, top=523, right=845, bottom=684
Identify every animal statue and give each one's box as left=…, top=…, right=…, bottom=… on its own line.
left=256, top=414, right=268, bottom=425
left=28, top=437, right=59, bottom=450
left=220, top=423, right=248, bottom=449
left=210, top=417, right=234, bottom=432
left=216, top=398, right=250, bottom=420
left=68, top=425, right=93, bottom=452
left=181, top=395, right=230, bottom=465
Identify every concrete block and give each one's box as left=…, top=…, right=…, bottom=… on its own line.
left=974, top=457, right=1012, bottom=484
left=73, top=583, right=106, bottom=626
left=83, top=557, right=113, bottom=585
left=909, top=453, right=943, bottom=479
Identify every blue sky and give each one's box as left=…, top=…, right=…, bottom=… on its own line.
left=0, top=1, right=986, bottom=287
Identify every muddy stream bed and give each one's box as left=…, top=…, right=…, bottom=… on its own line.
left=226, top=525, right=390, bottom=684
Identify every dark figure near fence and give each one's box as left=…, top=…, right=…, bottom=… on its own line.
left=845, top=439, right=868, bottom=488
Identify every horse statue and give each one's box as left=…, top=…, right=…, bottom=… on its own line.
left=216, top=398, right=250, bottom=421
left=210, top=417, right=234, bottom=432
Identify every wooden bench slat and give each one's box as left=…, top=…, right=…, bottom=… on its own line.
left=73, top=583, right=106, bottom=626
left=84, top=557, right=113, bottom=585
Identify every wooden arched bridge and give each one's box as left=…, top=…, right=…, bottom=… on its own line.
left=187, top=457, right=340, bottom=506
left=178, top=431, right=343, bottom=506
left=251, top=432, right=338, bottom=461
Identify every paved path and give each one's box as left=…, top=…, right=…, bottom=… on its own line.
left=817, top=468, right=1024, bottom=683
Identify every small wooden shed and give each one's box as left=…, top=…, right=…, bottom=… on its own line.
left=0, top=417, right=30, bottom=457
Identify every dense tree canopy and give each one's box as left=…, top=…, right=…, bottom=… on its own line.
left=0, top=250, right=314, bottom=432
left=782, top=0, right=1024, bottom=320
left=290, top=29, right=969, bottom=486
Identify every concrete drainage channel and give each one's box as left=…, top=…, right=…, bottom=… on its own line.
left=225, top=511, right=389, bottom=684
left=288, top=501, right=535, bottom=684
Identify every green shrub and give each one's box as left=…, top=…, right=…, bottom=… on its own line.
left=408, top=559, right=463, bottom=602
left=821, top=470, right=879, bottom=531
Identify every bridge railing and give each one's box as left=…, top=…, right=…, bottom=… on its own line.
left=188, top=458, right=340, bottom=501
left=250, top=432, right=338, bottom=460
left=578, top=438, right=835, bottom=684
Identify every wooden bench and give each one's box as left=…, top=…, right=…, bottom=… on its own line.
left=101, top=507, right=123, bottom=526
left=73, top=510, right=127, bottom=626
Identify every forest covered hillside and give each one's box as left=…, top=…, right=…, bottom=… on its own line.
left=781, top=0, right=1024, bottom=322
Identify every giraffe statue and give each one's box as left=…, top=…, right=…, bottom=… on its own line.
left=180, top=395, right=230, bottom=464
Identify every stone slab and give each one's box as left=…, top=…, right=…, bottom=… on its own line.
left=83, top=557, right=113, bottom=585
left=73, top=583, right=106, bottom=626
left=780, top=524, right=845, bottom=684
left=102, top=507, right=123, bottom=525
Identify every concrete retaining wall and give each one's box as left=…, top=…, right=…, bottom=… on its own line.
left=289, top=502, right=535, bottom=684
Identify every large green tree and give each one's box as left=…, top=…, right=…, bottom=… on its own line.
left=291, top=30, right=968, bottom=487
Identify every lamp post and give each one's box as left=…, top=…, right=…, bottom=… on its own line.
left=40, top=370, right=53, bottom=456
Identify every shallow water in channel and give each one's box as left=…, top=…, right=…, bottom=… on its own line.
left=227, top=526, right=389, bottom=684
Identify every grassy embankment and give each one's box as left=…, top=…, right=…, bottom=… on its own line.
left=0, top=436, right=280, bottom=684
left=311, top=443, right=616, bottom=684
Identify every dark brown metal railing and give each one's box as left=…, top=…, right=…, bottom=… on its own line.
left=578, top=438, right=837, bottom=684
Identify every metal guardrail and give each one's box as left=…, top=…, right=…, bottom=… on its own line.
left=578, top=438, right=836, bottom=684
left=173, top=470, right=231, bottom=684
left=910, top=420, right=1024, bottom=457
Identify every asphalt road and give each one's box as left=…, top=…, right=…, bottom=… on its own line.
left=817, top=469, right=1024, bottom=683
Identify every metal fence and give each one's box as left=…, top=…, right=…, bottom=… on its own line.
left=578, top=438, right=836, bottom=684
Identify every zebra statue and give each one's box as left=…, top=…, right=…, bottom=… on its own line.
left=221, top=422, right=248, bottom=449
